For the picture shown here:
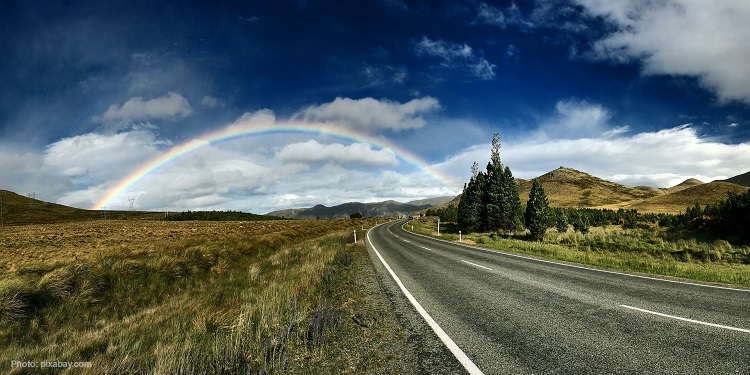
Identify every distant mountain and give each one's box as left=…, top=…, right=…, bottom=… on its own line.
left=723, top=170, right=750, bottom=187
left=407, top=196, right=454, bottom=206
left=267, top=200, right=434, bottom=219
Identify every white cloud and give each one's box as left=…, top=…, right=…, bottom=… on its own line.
left=474, top=3, right=505, bottom=26
left=533, top=99, right=615, bottom=139
left=414, top=36, right=496, bottom=80
left=577, top=0, right=750, bottom=103
left=43, top=131, right=162, bottom=182
left=96, top=91, right=193, bottom=127
left=293, top=96, right=440, bottom=131
left=276, top=140, right=399, bottom=167
left=200, top=95, right=222, bottom=108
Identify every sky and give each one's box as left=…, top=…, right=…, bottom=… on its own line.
left=1, top=0, right=750, bottom=214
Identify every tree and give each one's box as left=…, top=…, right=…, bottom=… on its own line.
left=555, top=212, right=568, bottom=233
left=349, top=212, right=362, bottom=219
left=499, top=165, right=524, bottom=232
left=572, top=212, right=590, bottom=234
left=438, top=204, right=458, bottom=223
left=525, top=179, right=550, bottom=241
left=458, top=169, right=486, bottom=233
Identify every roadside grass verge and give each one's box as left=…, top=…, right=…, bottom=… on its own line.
left=1, top=218, right=417, bottom=373
left=409, top=219, right=750, bottom=287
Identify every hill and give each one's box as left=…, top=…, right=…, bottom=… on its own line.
left=628, top=181, right=749, bottom=214
left=666, top=178, right=704, bottom=193
left=516, top=167, right=662, bottom=208
left=723, top=170, right=750, bottom=187
left=0, top=190, right=167, bottom=225
left=267, top=200, right=433, bottom=219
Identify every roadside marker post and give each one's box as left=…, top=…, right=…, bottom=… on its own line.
left=459, top=231, right=462, bottom=242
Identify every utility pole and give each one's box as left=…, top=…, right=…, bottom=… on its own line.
left=28, top=192, right=36, bottom=209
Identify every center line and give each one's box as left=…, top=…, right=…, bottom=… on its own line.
left=461, top=260, right=492, bottom=271
left=620, top=305, right=750, bottom=333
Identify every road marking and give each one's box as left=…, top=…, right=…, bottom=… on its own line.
left=620, top=305, right=750, bottom=333
left=461, top=260, right=492, bottom=271
left=401, top=223, right=750, bottom=293
left=367, top=225, right=485, bottom=375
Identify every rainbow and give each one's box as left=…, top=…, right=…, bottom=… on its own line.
left=93, top=120, right=460, bottom=209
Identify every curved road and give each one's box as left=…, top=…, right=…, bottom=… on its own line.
left=366, top=220, right=750, bottom=374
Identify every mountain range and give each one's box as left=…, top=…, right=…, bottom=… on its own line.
left=267, top=197, right=454, bottom=219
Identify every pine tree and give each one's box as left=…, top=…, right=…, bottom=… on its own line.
left=484, top=134, right=503, bottom=231
left=525, top=179, right=550, bottom=241
left=484, top=161, right=501, bottom=231
left=555, top=212, right=568, bottom=233
left=499, top=165, right=523, bottom=232
left=458, top=163, right=486, bottom=233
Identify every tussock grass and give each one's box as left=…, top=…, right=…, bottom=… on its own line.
left=411, top=219, right=750, bottom=287
left=1, top=218, right=379, bottom=373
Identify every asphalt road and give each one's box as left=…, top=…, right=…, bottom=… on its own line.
left=366, top=220, right=750, bottom=374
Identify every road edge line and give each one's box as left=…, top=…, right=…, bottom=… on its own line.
left=367, top=223, right=484, bottom=375
left=619, top=304, right=750, bottom=333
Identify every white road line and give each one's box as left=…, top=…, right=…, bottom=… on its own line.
left=401, top=223, right=749, bottom=293
left=620, top=305, right=750, bottom=334
left=367, top=226, right=485, bottom=375
left=420, top=245, right=432, bottom=251
left=461, top=260, right=492, bottom=271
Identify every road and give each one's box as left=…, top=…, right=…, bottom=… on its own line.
left=366, top=220, right=750, bottom=374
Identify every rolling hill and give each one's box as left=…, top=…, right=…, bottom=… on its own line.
left=516, top=167, right=662, bottom=208
left=0, top=190, right=163, bottom=225
left=440, top=167, right=749, bottom=215
left=723, top=170, right=750, bottom=187
left=628, top=181, right=749, bottom=214
left=666, top=178, right=704, bottom=193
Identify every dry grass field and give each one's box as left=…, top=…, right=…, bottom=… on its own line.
left=1, top=218, right=417, bottom=374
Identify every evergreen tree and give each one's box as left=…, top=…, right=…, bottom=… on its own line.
left=525, top=179, right=550, bottom=241
left=555, top=212, right=569, bottom=233
left=484, top=161, right=501, bottom=231
left=457, top=163, right=486, bottom=232
left=499, top=165, right=524, bottom=232
left=484, top=134, right=503, bottom=231
left=572, top=212, right=590, bottom=234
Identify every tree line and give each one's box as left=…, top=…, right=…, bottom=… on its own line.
left=164, top=210, right=283, bottom=221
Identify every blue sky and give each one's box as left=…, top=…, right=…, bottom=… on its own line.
left=1, top=0, right=749, bottom=213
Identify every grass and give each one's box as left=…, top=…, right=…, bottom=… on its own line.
left=1, top=218, right=418, bottom=373
left=411, top=218, right=750, bottom=287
